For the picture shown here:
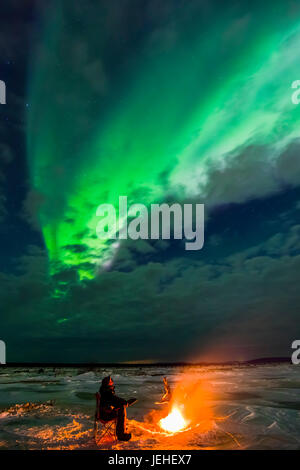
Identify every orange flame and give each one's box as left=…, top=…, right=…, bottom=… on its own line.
left=124, top=373, right=242, bottom=449
left=155, top=374, right=215, bottom=435
left=159, top=406, right=189, bottom=433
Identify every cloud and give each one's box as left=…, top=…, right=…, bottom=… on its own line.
left=1, top=218, right=300, bottom=362
left=180, top=139, right=300, bottom=210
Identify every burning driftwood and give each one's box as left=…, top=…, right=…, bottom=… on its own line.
left=157, top=375, right=214, bottom=434
left=156, top=377, right=189, bottom=433
left=130, top=375, right=241, bottom=447
left=156, top=377, right=172, bottom=405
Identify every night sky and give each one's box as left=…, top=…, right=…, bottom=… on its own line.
left=1, top=0, right=300, bottom=363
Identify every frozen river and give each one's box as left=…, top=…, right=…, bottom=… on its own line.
left=0, top=363, right=299, bottom=450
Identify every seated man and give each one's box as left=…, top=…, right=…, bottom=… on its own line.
left=98, top=376, right=137, bottom=441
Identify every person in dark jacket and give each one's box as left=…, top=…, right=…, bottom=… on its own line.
left=98, top=376, right=137, bottom=441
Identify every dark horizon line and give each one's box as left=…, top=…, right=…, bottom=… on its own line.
left=1, top=356, right=292, bottom=368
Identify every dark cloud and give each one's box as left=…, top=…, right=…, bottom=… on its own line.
left=63, top=244, right=90, bottom=254
left=1, top=213, right=300, bottom=362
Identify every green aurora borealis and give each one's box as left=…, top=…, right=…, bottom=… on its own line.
left=27, top=0, right=300, bottom=280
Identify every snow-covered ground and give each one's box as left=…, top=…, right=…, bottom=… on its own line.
left=0, top=364, right=299, bottom=450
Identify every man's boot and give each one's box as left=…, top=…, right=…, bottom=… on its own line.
left=117, top=432, right=131, bottom=441
left=116, top=405, right=131, bottom=441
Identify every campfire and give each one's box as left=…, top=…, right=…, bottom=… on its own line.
left=159, top=405, right=189, bottom=433
left=154, top=375, right=214, bottom=436
left=129, top=374, right=241, bottom=448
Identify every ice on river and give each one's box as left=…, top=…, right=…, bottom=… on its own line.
left=0, top=363, right=299, bottom=450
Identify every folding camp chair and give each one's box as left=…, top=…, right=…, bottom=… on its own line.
left=94, top=392, right=117, bottom=444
